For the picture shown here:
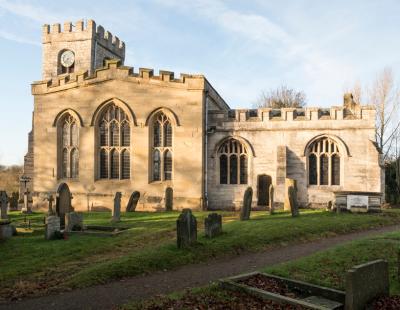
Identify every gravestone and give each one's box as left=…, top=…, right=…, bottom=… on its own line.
left=176, top=209, right=197, bottom=248
left=112, top=192, right=122, bottom=222
left=204, top=213, right=222, bottom=238
left=126, top=191, right=140, bottom=212
left=45, top=215, right=61, bottom=240
left=21, top=189, right=32, bottom=214
left=0, top=221, right=14, bottom=240
left=46, top=194, right=56, bottom=216
left=0, top=191, right=8, bottom=220
left=165, top=187, right=173, bottom=211
left=9, top=192, right=18, bottom=211
left=288, top=186, right=299, bottom=217
left=56, top=183, right=72, bottom=227
left=327, top=200, right=333, bottom=211
left=269, top=184, right=274, bottom=215
left=65, top=212, right=83, bottom=232
left=240, top=187, right=253, bottom=221
left=284, top=178, right=297, bottom=211
left=345, top=260, right=389, bottom=310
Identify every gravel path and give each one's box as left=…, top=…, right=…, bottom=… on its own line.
left=2, top=224, right=399, bottom=310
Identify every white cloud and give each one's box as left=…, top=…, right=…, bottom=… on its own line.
left=0, top=29, right=39, bottom=45
left=0, top=0, right=64, bottom=23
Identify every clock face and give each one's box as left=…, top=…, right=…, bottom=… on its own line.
left=60, top=50, right=75, bottom=68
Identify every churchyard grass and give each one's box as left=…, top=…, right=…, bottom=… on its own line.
left=1, top=210, right=400, bottom=300
left=265, top=229, right=400, bottom=295
left=125, top=228, right=400, bottom=309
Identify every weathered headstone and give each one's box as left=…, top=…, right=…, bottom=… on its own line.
left=65, top=212, right=83, bottom=232
left=0, top=221, right=14, bottom=240
left=21, top=189, right=32, bottom=214
left=46, top=194, right=56, bottom=216
left=0, top=191, right=9, bottom=220
left=177, top=209, right=197, bottom=248
left=345, top=260, right=389, bottom=310
left=269, top=184, right=274, bottom=215
left=126, top=191, right=140, bottom=212
left=112, top=192, right=122, bottom=222
left=284, top=178, right=297, bottom=211
left=56, top=183, right=72, bottom=227
left=45, top=215, right=61, bottom=240
left=240, top=187, right=253, bottom=221
left=204, top=213, right=222, bottom=238
left=165, top=187, right=173, bottom=211
left=9, top=192, right=18, bottom=211
left=327, top=200, right=333, bottom=211
left=288, top=186, right=299, bottom=217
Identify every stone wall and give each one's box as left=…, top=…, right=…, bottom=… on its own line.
left=31, top=61, right=224, bottom=211
left=207, top=107, right=383, bottom=209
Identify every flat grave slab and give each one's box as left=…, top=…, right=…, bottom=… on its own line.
left=220, top=272, right=345, bottom=310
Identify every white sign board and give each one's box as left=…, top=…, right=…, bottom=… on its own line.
left=347, top=195, right=369, bottom=210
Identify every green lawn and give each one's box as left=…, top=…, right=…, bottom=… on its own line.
left=266, top=230, right=400, bottom=295
left=1, top=209, right=400, bottom=301
left=126, top=215, right=400, bottom=310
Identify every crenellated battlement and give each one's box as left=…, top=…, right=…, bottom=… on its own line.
left=42, top=19, right=125, bottom=55
left=32, top=59, right=206, bottom=95
left=208, top=105, right=375, bottom=125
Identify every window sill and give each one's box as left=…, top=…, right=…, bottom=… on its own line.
left=149, top=180, right=173, bottom=185
left=307, top=185, right=342, bottom=190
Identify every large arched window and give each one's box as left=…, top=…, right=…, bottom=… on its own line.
left=59, top=114, right=79, bottom=179
left=307, top=137, right=341, bottom=186
left=151, top=112, right=173, bottom=181
left=98, top=104, right=131, bottom=179
left=218, top=138, right=248, bottom=185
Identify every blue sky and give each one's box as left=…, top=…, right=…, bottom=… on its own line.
left=1, top=0, right=400, bottom=165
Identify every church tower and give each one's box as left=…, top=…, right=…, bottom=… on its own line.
left=41, top=19, right=125, bottom=80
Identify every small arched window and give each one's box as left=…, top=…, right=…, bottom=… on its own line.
left=59, top=113, right=79, bottom=179
left=218, top=138, right=248, bottom=185
left=307, top=137, right=341, bottom=186
left=98, top=103, right=131, bottom=180
left=150, top=112, right=173, bottom=181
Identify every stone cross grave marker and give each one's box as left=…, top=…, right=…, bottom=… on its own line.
left=112, top=192, right=122, bottom=222
left=205, top=213, right=222, bottom=238
left=126, top=191, right=140, bottom=212
left=22, top=189, right=32, bottom=214
left=45, top=194, right=56, bottom=216
left=240, top=187, right=253, bottom=221
left=0, top=191, right=8, bottom=220
left=176, top=209, right=197, bottom=248
left=269, top=184, right=274, bottom=215
left=345, top=259, right=389, bottom=310
left=45, top=215, right=60, bottom=240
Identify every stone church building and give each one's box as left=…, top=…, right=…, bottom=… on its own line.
left=24, top=20, right=384, bottom=211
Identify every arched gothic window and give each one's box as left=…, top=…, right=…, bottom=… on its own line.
left=218, top=139, right=248, bottom=185
left=59, top=114, right=79, bottom=179
left=151, top=112, right=173, bottom=181
left=307, top=137, right=341, bottom=186
left=98, top=104, right=131, bottom=179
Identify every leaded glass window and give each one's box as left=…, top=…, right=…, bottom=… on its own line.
left=151, top=112, right=173, bottom=181
left=59, top=114, right=79, bottom=179
left=307, top=137, right=341, bottom=186
left=98, top=103, right=131, bottom=180
left=218, top=138, right=248, bottom=185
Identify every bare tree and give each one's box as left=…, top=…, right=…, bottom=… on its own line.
left=254, top=85, right=306, bottom=109
left=347, top=68, right=400, bottom=159
left=369, top=68, right=400, bottom=159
